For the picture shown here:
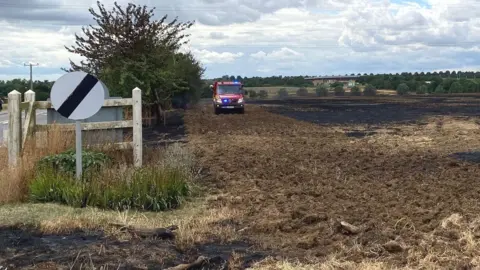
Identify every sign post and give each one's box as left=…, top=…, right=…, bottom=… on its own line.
left=50, top=71, right=108, bottom=179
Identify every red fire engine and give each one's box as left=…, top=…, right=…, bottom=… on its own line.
left=210, top=81, right=245, bottom=114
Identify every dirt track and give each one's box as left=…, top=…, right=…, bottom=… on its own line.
left=186, top=95, right=480, bottom=268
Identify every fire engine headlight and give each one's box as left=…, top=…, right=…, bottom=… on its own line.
left=238, top=98, right=244, bottom=103
left=215, top=98, right=222, bottom=103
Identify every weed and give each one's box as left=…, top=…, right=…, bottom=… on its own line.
left=277, top=88, right=289, bottom=98
left=296, top=87, right=308, bottom=96
left=315, top=85, right=329, bottom=96
left=258, top=90, right=268, bottom=98
left=334, top=86, right=345, bottom=96
left=363, top=84, right=377, bottom=96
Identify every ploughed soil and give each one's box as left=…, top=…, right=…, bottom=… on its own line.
left=185, top=94, right=480, bottom=268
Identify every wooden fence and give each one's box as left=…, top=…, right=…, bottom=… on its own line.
left=6, top=88, right=143, bottom=168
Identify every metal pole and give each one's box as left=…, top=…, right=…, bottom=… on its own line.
left=24, top=62, right=39, bottom=90
left=75, top=120, right=82, bottom=179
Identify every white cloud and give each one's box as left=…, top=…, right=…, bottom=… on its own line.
left=1, top=0, right=480, bottom=80
left=250, top=47, right=304, bottom=61
left=190, top=48, right=244, bottom=63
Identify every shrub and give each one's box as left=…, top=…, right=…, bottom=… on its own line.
left=36, top=149, right=111, bottom=178
left=278, top=88, right=289, bottom=98
left=416, top=85, right=428, bottom=94
left=315, top=85, right=328, bottom=96
left=350, top=86, right=361, bottom=96
left=296, top=87, right=309, bottom=96
left=363, top=84, right=377, bottom=96
left=29, top=144, right=195, bottom=211
left=396, top=83, right=410, bottom=95
left=258, top=90, right=268, bottom=98
left=334, top=86, right=345, bottom=96
left=249, top=90, right=258, bottom=98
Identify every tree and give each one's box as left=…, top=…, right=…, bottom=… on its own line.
left=64, top=1, right=203, bottom=113
left=435, top=84, right=445, bottom=93
left=416, top=85, right=428, bottom=95
left=449, top=82, right=462, bottom=93
left=396, top=83, right=409, bottom=95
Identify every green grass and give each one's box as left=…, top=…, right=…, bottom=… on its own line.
left=28, top=143, right=196, bottom=212
left=29, top=164, right=191, bottom=211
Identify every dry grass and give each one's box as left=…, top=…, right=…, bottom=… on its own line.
left=0, top=198, right=241, bottom=249
left=0, top=124, right=76, bottom=203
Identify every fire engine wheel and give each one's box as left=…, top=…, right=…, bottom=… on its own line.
left=238, top=108, right=245, bottom=114
left=214, top=107, right=221, bottom=115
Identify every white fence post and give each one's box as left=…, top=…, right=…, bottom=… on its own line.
left=132, top=87, right=142, bottom=167
left=23, top=90, right=36, bottom=148
left=24, top=90, right=36, bottom=129
left=8, top=90, right=22, bottom=166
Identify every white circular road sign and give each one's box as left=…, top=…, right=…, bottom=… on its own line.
left=50, top=71, right=109, bottom=120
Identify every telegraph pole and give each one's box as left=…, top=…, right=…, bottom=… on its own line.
left=24, top=62, right=39, bottom=90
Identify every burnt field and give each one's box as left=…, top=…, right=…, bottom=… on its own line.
left=185, top=94, right=480, bottom=269
left=2, top=94, right=480, bottom=269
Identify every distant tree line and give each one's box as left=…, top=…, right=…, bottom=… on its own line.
left=214, top=71, right=480, bottom=94
left=357, top=72, right=480, bottom=94
left=0, top=79, right=52, bottom=101
left=209, top=75, right=314, bottom=88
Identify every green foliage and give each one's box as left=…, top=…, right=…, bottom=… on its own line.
left=315, top=84, right=328, bottom=96
left=330, top=81, right=344, bottom=88
left=0, top=79, right=53, bottom=101
left=449, top=82, right=462, bottom=93
left=63, top=1, right=204, bottom=108
left=416, top=85, right=428, bottom=94
left=258, top=90, right=268, bottom=98
left=277, top=88, right=289, bottom=98
left=36, top=149, right=111, bottom=177
left=396, top=83, right=410, bottom=95
left=350, top=86, right=361, bottom=96
left=29, top=165, right=190, bottom=211
left=363, top=84, right=377, bottom=96
left=296, top=87, right=309, bottom=96
left=249, top=90, right=258, bottom=98
left=435, top=84, right=446, bottom=93
left=334, top=86, right=345, bottom=96
left=217, top=75, right=313, bottom=88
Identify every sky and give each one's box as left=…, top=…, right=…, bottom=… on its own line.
left=0, top=0, right=479, bottom=81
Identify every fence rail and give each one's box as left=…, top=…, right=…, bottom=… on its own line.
left=6, top=88, right=143, bottom=168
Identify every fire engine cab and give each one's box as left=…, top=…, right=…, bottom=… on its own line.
left=210, top=81, right=245, bottom=114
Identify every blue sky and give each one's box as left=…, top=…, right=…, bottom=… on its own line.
left=0, top=0, right=479, bottom=81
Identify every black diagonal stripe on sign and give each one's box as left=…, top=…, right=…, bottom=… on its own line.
left=57, top=74, right=99, bottom=118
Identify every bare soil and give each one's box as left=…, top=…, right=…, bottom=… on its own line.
left=186, top=94, right=480, bottom=268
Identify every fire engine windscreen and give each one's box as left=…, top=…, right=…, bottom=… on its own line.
left=217, top=85, right=242, bottom=94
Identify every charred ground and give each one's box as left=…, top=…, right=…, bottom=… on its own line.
left=186, top=94, right=480, bottom=268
